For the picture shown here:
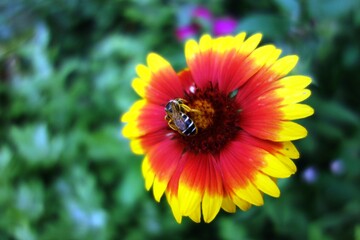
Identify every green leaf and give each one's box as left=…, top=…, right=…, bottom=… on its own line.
left=237, top=14, right=290, bottom=40
left=307, top=0, right=358, bottom=20
left=9, top=124, right=63, bottom=166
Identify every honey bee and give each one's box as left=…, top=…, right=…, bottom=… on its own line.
left=165, top=98, right=197, bottom=136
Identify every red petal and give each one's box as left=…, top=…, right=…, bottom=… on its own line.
left=177, top=68, right=196, bottom=94
left=236, top=69, right=285, bottom=140
left=220, top=141, right=264, bottom=205
left=137, top=102, right=168, bottom=136
left=177, top=152, right=223, bottom=217
left=147, top=139, right=183, bottom=182
left=220, top=141, right=263, bottom=188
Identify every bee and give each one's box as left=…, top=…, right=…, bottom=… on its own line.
left=165, top=98, right=197, bottom=136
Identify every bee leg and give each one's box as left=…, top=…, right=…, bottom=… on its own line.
left=176, top=98, right=187, bottom=104
left=167, top=119, right=178, bottom=131
left=189, top=108, right=200, bottom=113
left=180, top=104, right=200, bottom=113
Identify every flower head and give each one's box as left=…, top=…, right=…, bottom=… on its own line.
left=330, top=159, right=345, bottom=175
left=122, top=33, right=314, bottom=223
left=213, top=17, right=238, bottom=36
left=175, top=25, right=198, bottom=42
left=192, top=6, right=212, bottom=21
left=302, top=166, right=318, bottom=183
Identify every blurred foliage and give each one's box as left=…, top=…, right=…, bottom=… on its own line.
left=1, top=0, right=360, bottom=239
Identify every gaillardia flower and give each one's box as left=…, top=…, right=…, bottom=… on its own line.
left=121, top=33, right=313, bottom=223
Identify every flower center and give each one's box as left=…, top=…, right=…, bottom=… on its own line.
left=190, top=99, right=215, bottom=130
left=178, top=84, right=241, bottom=154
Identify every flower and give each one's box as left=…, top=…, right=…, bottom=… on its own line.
left=330, top=159, right=344, bottom=175
left=175, top=6, right=239, bottom=41
left=213, top=17, right=238, bottom=36
left=192, top=6, right=212, bottom=21
left=175, top=25, right=198, bottom=41
left=302, top=166, right=318, bottom=183
left=121, top=33, right=314, bottom=223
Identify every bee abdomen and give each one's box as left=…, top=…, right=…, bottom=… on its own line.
left=181, top=113, right=197, bottom=136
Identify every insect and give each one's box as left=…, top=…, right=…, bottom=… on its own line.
left=165, top=98, right=198, bottom=136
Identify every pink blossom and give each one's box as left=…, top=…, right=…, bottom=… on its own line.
left=192, top=6, right=212, bottom=21
left=176, top=25, right=198, bottom=41
left=213, top=17, right=238, bottom=36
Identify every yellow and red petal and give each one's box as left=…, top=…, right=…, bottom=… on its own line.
left=220, top=141, right=265, bottom=206
left=177, top=68, right=196, bottom=94
left=233, top=133, right=296, bottom=178
left=143, top=138, right=184, bottom=202
left=133, top=53, right=184, bottom=105
left=235, top=65, right=313, bottom=142
left=122, top=101, right=162, bottom=134
left=220, top=44, right=282, bottom=93
left=165, top=152, right=224, bottom=222
left=121, top=100, right=147, bottom=139
left=237, top=132, right=299, bottom=160
left=201, top=155, right=223, bottom=223
left=186, top=33, right=266, bottom=93
left=177, top=153, right=223, bottom=220
left=184, top=33, right=290, bottom=95
left=260, top=150, right=295, bottom=178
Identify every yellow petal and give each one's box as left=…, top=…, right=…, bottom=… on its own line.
left=238, top=33, right=262, bottom=55
left=122, top=122, right=143, bottom=138
left=147, top=53, right=172, bottom=73
left=130, top=139, right=144, bottom=155
left=233, top=181, right=264, bottom=206
left=199, top=34, right=213, bottom=52
left=278, top=75, right=312, bottom=89
left=136, top=64, right=152, bottom=82
left=188, top=206, right=201, bottom=223
left=230, top=193, right=252, bottom=211
left=202, top=192, right=222, bottom=223
left=178, top=184, right=202, bottom=216
left=281, top=104, right=314, bottom=120
left=270, top=55, right=299, bottom=76
left=121, top=99, right=146, bottom=122
left=248, top=45, right=276, bottom=67
left=185, top=39, right=199, bottom=61
left=221, top=196, right=236, bottom=213
left=166, top=193, right=182, bottom=224
left=141, top=157, right=155, bottom=190
left=275, top=154, right=297, bottom=173
left=235, top=32, right=246, bottom=44
left=276, top=88, right=312, bottom=105
left=275, top=121, right=308, bottom=141
left=214, top=36, right=235, bottom=53
left=261, top=151, right=294, bottom=178
left=131, top=77, right=146, bottom=97
left=253, top=171, right=280, bottom=197
left=153, top=176, right=168, bottom=202
left=279, top=141, right=300, bottom=159
left=264, top=48, right=282, bottom=67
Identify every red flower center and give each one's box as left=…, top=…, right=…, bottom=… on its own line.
left=176, top=84, right=241, bottom=154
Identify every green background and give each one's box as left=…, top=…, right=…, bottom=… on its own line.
left=1, top=0, right=359, bottom=239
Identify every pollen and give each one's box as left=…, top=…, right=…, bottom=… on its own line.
left=190, top=100, right=215, bottom=130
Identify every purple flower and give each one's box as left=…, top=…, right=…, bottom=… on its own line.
left=192, top=6, right=212, bottom=21
left=176, top=25, right=198, bottom=41
left=213, top=17, right=238, bottom=36
left=330, top=159, right=345, bottom=175
left=302, top=167, right=318, bottom=183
